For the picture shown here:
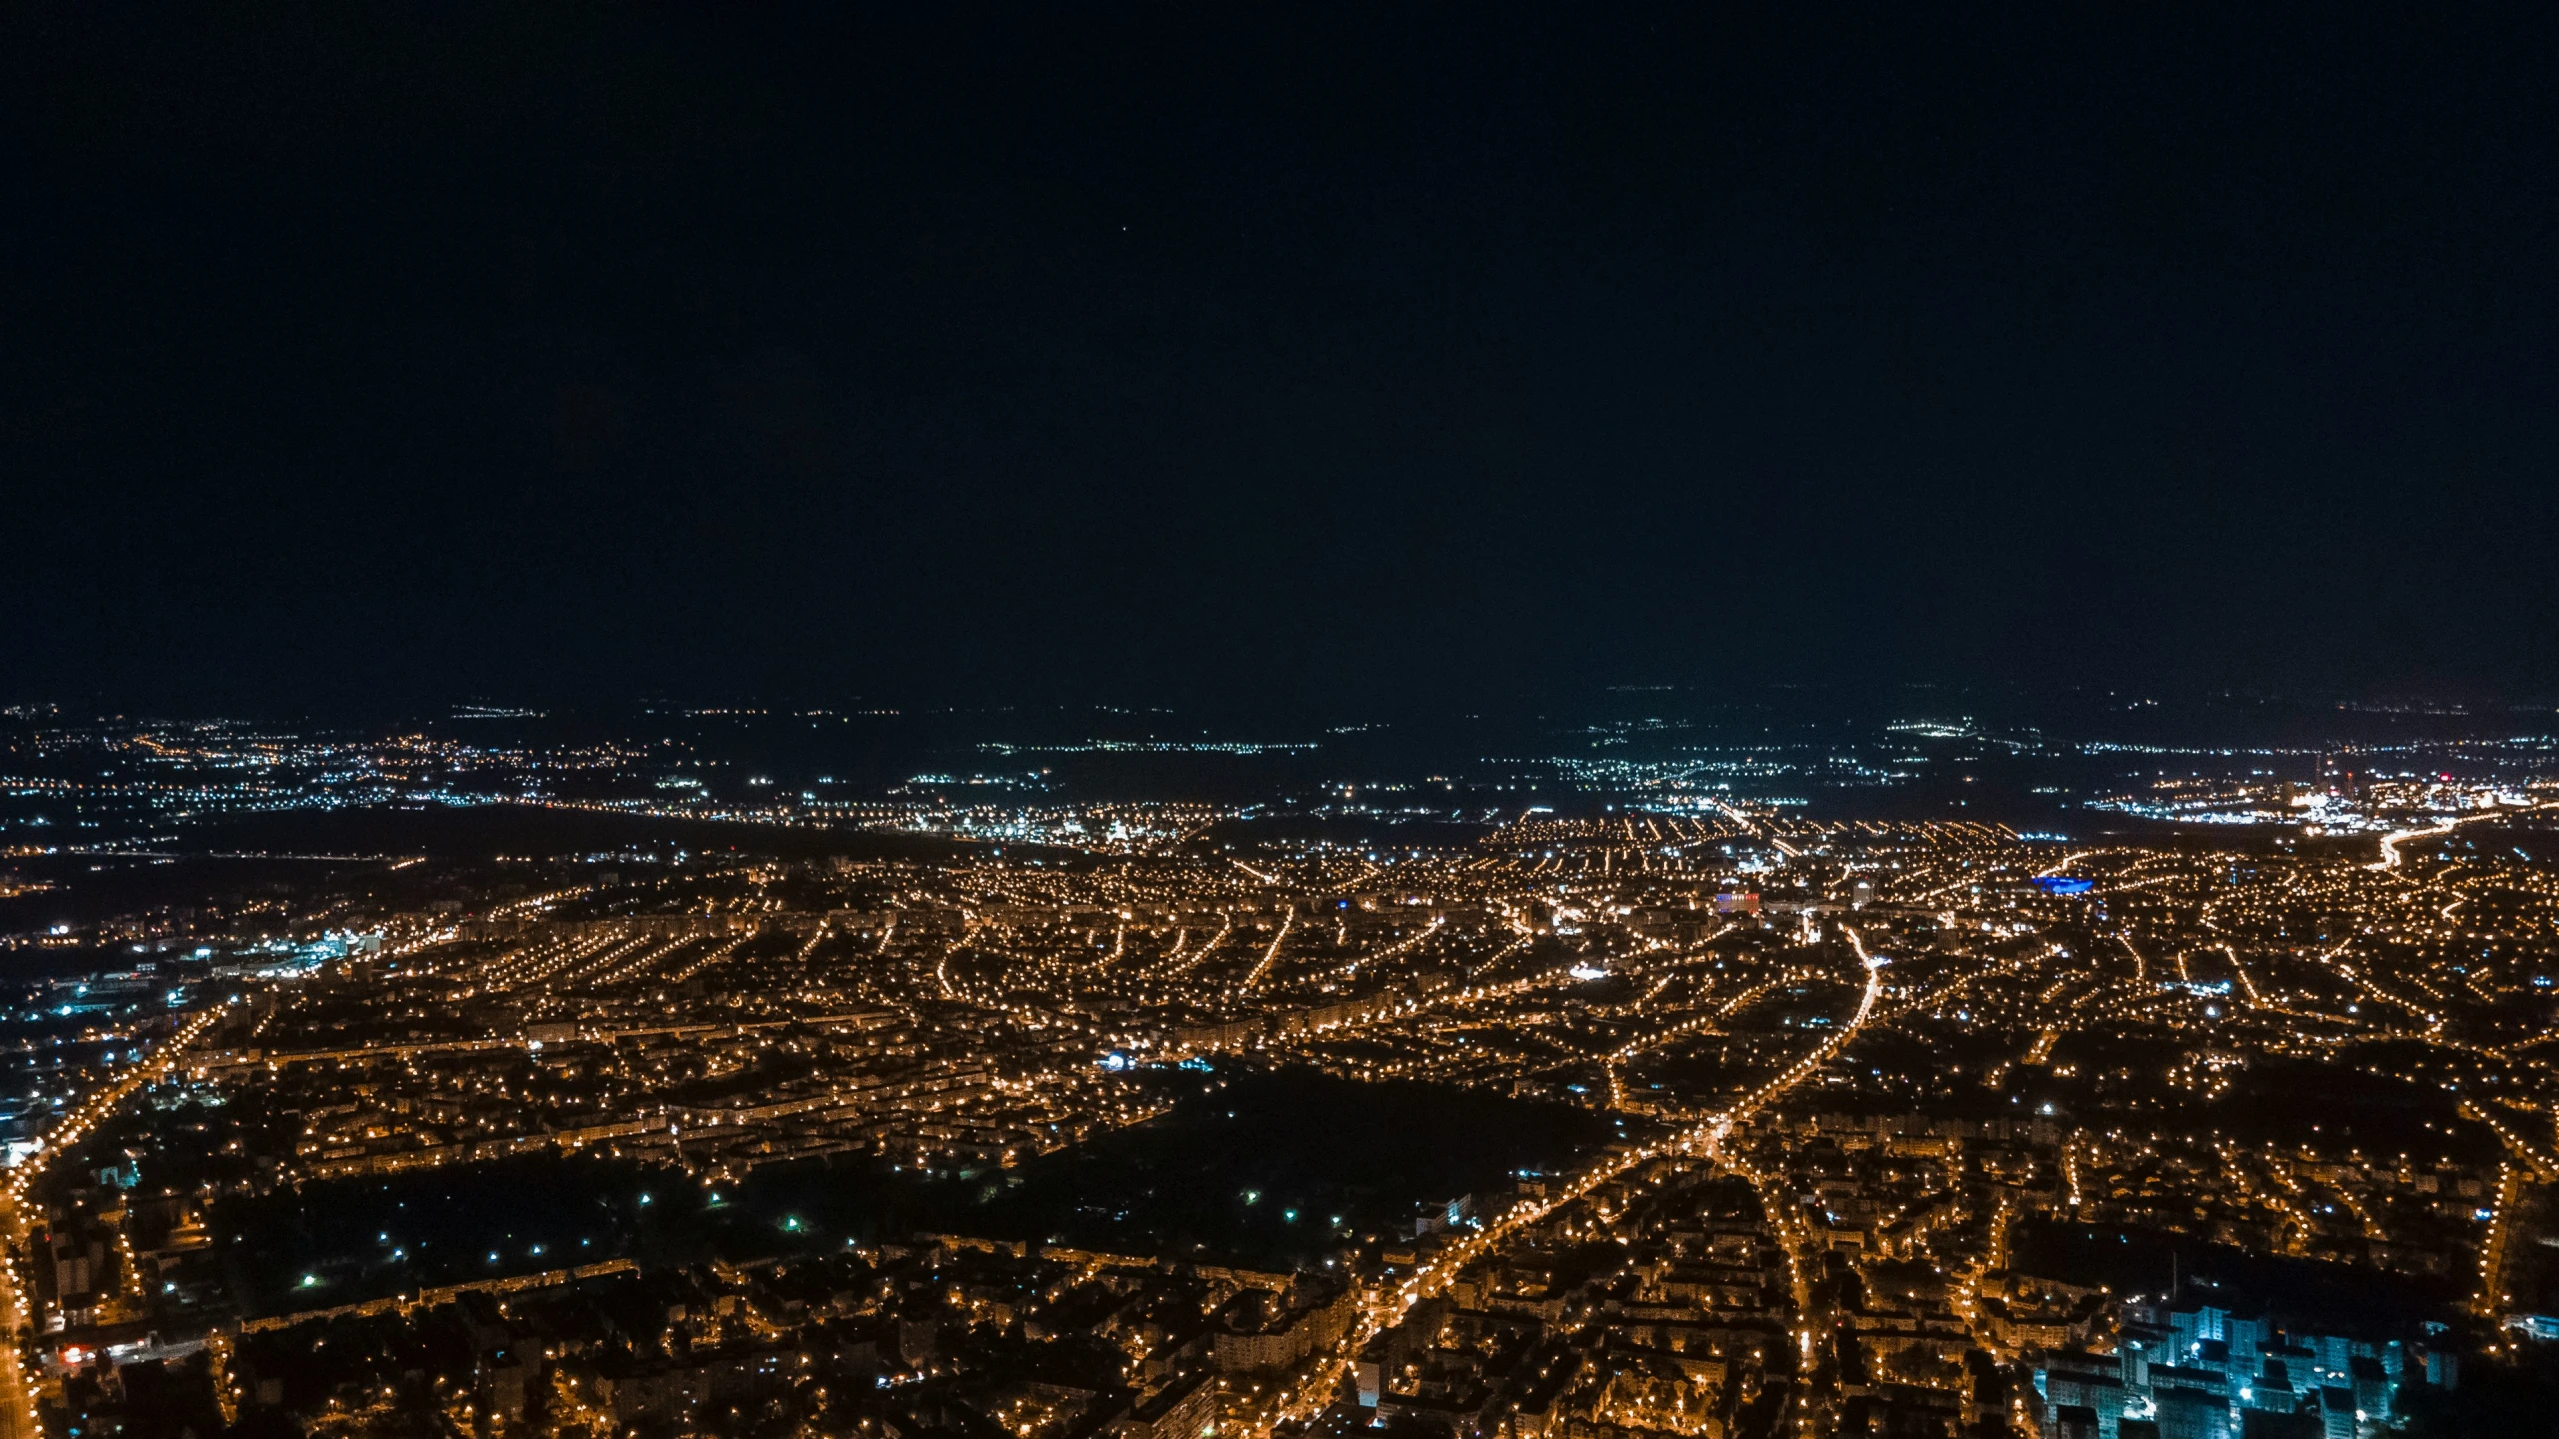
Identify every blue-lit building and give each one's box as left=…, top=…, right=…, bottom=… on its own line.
left=2036, top=1298, right=2454, bottom=1439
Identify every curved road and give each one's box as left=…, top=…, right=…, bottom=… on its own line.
left=1252, top=934, right=1888, bottom=1434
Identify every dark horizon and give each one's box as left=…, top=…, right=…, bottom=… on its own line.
left=10, top=5, right=2556, bottom=713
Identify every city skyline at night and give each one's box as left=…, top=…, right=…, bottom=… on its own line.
left=1, top=694, right=2558, bottom=1435
left=10, top=6, right=2559, bottom=1437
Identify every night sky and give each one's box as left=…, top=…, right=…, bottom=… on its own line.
left=8, top=5, right=2556, bottom=713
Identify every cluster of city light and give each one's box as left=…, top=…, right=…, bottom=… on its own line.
left=16, top=762, right=2559, bottom=1437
